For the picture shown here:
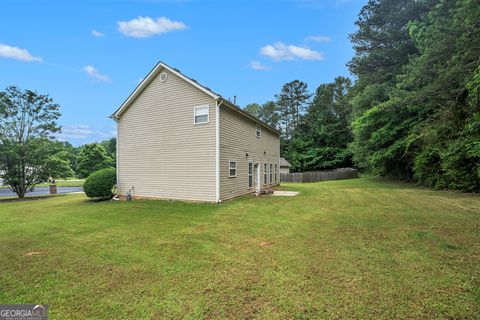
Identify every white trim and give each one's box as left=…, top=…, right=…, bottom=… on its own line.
left=159, top=72, right=168, bottom=82
left=269, top=163, right=273, bottom=184
left=248, top=160, right=253, bottom=189
left=255, top=162, right=261, bottom=193
left=115, top=120, right=119, bottom=192
left=160, top=62, right=220, bottom=100
left=228, top=160, right=237, bottom=178
left=193, top=105, right=209, bottom=125
left=215, top=101, right=220, bottom=203
left=264, top=163, right=268, bottom=185
left=112, top=61, right=219, bottom=119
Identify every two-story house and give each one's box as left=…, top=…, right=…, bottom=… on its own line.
left=111, top=61, right=280, bottom=202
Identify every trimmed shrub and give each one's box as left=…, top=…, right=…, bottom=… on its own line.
left=83, top=168, right=116, bottom=199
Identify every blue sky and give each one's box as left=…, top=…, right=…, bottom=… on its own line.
left=0, top=0, right=365, bottom=146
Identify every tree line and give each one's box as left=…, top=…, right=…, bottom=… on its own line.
left=245, top=0, right=480, bottom=192
left=0, top=85, right=116, bottom=197
left=63, top=138, right=116, bottom=178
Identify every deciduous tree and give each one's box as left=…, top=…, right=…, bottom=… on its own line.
left=0, top=86, right=71, bottom=198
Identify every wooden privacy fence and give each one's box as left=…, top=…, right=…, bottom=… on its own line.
left=280, top=168, right=358, bottom=183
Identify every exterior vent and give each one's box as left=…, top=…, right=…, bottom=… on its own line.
left=159, top=72, right=168, bottom=83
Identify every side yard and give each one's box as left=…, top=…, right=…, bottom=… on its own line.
left=0, top=177, right=478, bottom=319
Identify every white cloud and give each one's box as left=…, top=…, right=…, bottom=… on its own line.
left=96, top=130, right=117, bottom=139
left=250, top=60, right=270, bottom=71
left=57, top=124, right=116, bottom=144
left=0, top=43, right=42, bottom=62
left=260, top=42, right=324, bottom=61
left=83, top=65, right=110, bottom=82
left=305, top=35, right=331, bottom=43
left=57, top=125, right=95, bottom=140
left=117, top=16, right=188, bottom=38
left=91, top=30, right=105, bottom=37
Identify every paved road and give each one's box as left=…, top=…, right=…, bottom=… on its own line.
left=0, top=186, right=83, bottom=197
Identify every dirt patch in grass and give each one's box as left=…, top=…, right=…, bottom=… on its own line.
left=24, top=251, right=43, bottom=256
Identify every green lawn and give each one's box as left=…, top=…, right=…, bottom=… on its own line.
left=0, top=178, right=479, bottom=319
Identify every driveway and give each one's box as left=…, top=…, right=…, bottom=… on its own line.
left=0, top=186, right=83, bottom=197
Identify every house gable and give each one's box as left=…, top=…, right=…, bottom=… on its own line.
left=116, top=67, right=217, bottom=201
left=112, top=62, right=219, bottom=120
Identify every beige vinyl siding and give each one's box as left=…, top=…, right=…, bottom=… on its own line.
left=219, top=106, right=280, bottom=200
left=280, top=167, right=290, bottom=174
left=117, top=69, right=217, bottom=201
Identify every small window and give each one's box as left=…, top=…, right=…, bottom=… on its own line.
left=275, top=164, right=278, bottom=182
left=264, top=163, right=268, bottom=184
left=229, top=161, right=237, bottom=177
left=159, top=72, right=168, bottom=82
left=248, top=161, right=253, bottom=189
left=194, top=105, right=209, bottom=124
left=269, top=163, right=273, bottom=183
left=255, top=125, right=261, bottom=138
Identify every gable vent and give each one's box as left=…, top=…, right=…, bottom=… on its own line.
left=159, top=72, right=168, bottom=83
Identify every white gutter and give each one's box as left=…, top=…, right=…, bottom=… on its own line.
left=215, top=100, right=222, bottom=203
left=115, top=119, right=119, bottom=194
left=278, top=144, right=281, bottom=185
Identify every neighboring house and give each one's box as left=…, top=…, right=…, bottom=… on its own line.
left=280, top=157, right=291, bottom=174
left=111, top=61, right=280, bottom=202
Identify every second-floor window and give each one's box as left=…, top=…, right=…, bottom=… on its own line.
left=255, top=125, right=261, bottom=138
left=194, top=105, right=209, bottom=124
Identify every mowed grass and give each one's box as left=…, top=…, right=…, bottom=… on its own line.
left=0, top=178, right=479, bottom=319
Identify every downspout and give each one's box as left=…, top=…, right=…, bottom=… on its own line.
left=111, top=116, right=120, bottom=196
left=278, top=136, right=281, bottom=185
left=215, top=100, right=223, bottom=203
left=116, top=120, right=119, bottom=192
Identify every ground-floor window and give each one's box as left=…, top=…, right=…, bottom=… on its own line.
left=264, top=163, right=268, bottom=184
left=269, top=163, right=273, bottom=183
left=248, top=161, right=253, bottom=189
left=229, top=161, right=237, bottom=177
left=275, top=164, right=278, bottom=182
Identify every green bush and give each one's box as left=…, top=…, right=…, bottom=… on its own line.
left=413, top=147, right=444, bottom=189
left=83, top=168, right=116, bottom=199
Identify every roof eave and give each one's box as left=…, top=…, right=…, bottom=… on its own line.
left=219, top=98, right=280, bottom=135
